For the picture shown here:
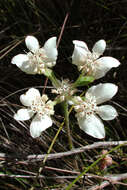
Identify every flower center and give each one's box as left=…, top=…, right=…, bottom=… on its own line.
left=27, top=48, right=54, bottom=74
left=52, top=80, right=76, bottom=102
left=74, top=93, right=97, bottom=118
left=31, top=95, right=54, bottom=116
left=79, top=52, right=99, bottom=76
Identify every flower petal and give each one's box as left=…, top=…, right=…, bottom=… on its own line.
left=94, top=56, right=120, bottom=79
left=20, top=88, right=41, bottom=107
left=87, top=83, right=118, bottom=105
left=30, top=114, right=52, bottom=138
left=14, top=109, right=34, bottom=121
left=77, top=114, right=105, bottom=139
left=11, top=54, right=37, bottom=74
left=92, top=40, right=106, bottom=55
left=72, top=46, right=88, bottom=66
left=44, top=37, right=58, bottom=61
left=73, top=40, right=88, bottom=50
left=12, top=54, right=29, bottom=66
left=97, top=56, right=120, bottom=68
left=25, top=36, right=39, bottom=52
left=98, top=105, right=118, bottom=120
left=72, top=40, right=89, bottom=66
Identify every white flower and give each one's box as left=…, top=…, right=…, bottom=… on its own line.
left=12, top=36, right=58, bottom=74
left=72, top=83, right=118, bottom=139
left=14, top=88, right=55, bottom=138
left=72, top=40, right=120, bottom=79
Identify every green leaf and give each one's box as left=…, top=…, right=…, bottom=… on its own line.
left=74, top=75, right=94, bottom=87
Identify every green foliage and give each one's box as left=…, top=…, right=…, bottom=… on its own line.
left=74, top=75, right=94, bottom=87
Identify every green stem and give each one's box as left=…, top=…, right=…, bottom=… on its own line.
left=37, top=120, right=65, bottom=178
left=63, top=101, right=73, bottom=150
left=45, top=69, right=73, bottom=149
left=45, top=68, right=60, bottom=88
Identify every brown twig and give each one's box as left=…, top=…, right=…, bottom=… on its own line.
left=88, top=173, right=127, bottom=190
left=0, top=39, right=23, bottom=60
left=0, top=141, right=127, bottom=163
left=0, top=173, right=78, bottom=179
left=26, top=140, right=127, bottom=162
left=44, top=166, right=80, bottom=175
left=56, top=12, right=69, bottom=48
left=0, top=171, right=127, bottom=189
left=42, top=77, right=49, bottom=94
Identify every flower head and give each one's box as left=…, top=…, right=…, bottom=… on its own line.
left=12, top=36, right=58, bottom=74
left=72, top=40, right=120, bottom=79
left=14, top=88, right=55, bottom=138
left=71, top=83, right=118, bottom=139
left=52, top=79, right=77, bottom=102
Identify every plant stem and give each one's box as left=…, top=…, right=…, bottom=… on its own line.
left=37, top=121, right=65, bottom=178
left=63, top=101, right=73, bottom=150
left=45, top=68, right=60, bottom=88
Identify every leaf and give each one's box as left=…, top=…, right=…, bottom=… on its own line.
left=74, top=75, right=94, bottom=87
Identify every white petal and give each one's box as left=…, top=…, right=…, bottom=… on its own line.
left=30, top=114, right=52, bottom=138
left=97, top=57, right=120, bottom=68
left=68, top=100, right=74, bottom=105
left=25, top=36, right=39, bottom=52
left=94, top=56, right=120, bottom=79
left=77, top=114, right=105, bottom=139
left=73, top=40, right=88, bottom=50
left=20, top=88, right=41, bottom=107
left=72, top=40, right=89, bottom=66
left=12, top=54, right=29, bottom=66
left=14, top=109, right=34, bottom=121
left=92, top=40, right=106, bottom=55
left=23, top=65, right=38, bottom=74
left=87, top=83, right=118, bottom=105
left=72, top=46, right=88, bottom=66
left=11, top=54, right=37, bottom=74
left=98, top=105, right=118, bottom=120
left=44, top=37, right=58, bottom=61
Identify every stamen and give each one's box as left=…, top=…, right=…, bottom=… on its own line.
left=27, top=48, right=52, bottom=74
left=74, top=93, right=97, bottom=118
left=31, top=95, right=54, bottom=116
left=80, top=51, right=100, bottom=75
left=52, top=79, right=76, bottom=101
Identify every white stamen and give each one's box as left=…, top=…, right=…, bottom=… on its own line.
left=52, top=79, right=76, bottom=102
left=74, top=93, right=98, bottom=118
left=79, top=52, right=100, bottom=75
left=31, top=95, right=54, bottom=116
left=27, top=48, right=54, bottom=74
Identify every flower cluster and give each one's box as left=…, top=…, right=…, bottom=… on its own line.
left=12, top=36, right=120, bottom=139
